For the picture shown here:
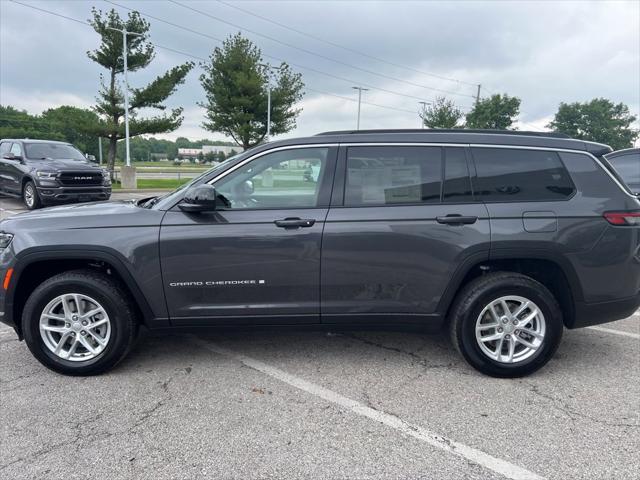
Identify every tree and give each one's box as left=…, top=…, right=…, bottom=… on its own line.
left=548, top=98, right=638, bottom=150
left=41, top=106, right=102, bottom=157
left=0, top=106, right=64, bottom=141
left=466, top=94, right=521, bottom=130
left=200, top=33, right=304, bottom=149
left=420, top=97, right=463, bottom=129
left=87, top=8, right=193, bottom=173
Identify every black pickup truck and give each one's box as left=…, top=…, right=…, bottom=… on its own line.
left=0, top=139, right=111, bottom=209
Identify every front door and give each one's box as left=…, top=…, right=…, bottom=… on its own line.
left=160, top=146, right=337, bottom=325
left=321, top=145, right=490, bottom=323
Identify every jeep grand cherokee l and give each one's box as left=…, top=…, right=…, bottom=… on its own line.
left=0, top=130, right=638, bottom=377
left=0, top=139, right=111, bottom=209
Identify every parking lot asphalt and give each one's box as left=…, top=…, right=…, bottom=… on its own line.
left=1, top=194, right=639, bottom=480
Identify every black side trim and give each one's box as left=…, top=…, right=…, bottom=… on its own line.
left=8, top=248, right=157, bottom=328
left=572, top=293, right=640, bottom=329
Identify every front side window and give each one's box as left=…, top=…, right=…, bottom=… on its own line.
left=471, top=148, right=575, bottom=202
left=215, top=147, right=329, bottom=209
left=24, top=143, right=85, bottom=161
left=345, top=146, right=442, bottom=206
left=0, top=142, right=11, bottom=155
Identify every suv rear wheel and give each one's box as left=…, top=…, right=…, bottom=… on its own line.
left=449, top=272, right=563, bottom=377
left=22, top=270, right=138, bottom=375
left=23, top=180, right=41, bottom=210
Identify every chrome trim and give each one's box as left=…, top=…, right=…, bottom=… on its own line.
left=207, top=144, right=338, bottom=185
left=201, top=141, right=636, bottom=201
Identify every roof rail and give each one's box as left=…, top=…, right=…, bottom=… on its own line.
left=315, top=129, right=571, bottom=139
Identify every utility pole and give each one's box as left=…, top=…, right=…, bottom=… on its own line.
left=98, top=137, right=103, bottom=165
left=352, top=86, right=369, bottom=130
left=418, top=101, right=429, bottom=129
left=475, top=84, right=482, bottom=105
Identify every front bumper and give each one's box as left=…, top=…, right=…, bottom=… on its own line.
left=571, top=291, right=640, bottom=328
left=37, top=185, right=112, bottom=204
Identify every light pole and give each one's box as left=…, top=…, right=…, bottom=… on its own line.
left=122, top=29, right=131, bottom=167
left=418, top=101, right=430, bottom=129
left=106, top=27, right=143, bottom=167
left=352, top=86, right=369, bottom=130
left=260, top=64, right=282, bottom=139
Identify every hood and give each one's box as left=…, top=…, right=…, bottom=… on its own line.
left=25, top=158, right=103, bottom=172
left=0, top=200, right=164, bottom=233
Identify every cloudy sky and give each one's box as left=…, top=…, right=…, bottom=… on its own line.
left=1, top=0, right=638, bottom=143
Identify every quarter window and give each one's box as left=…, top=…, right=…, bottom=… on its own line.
left=471, top=148, right=575, bottom=202
left=215, top=147, right=329, bottom=209
left=9, top=143, right=22, bottom=156
left=345, top=146, right=442, bottom=206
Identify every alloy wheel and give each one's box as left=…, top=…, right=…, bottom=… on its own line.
left=475, top=295, right=546, bottom=364
left=24, top=184, right=35, bottom=208
left=39, top=293, right=111, bottom=361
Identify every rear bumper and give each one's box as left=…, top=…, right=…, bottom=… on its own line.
left=37, top=186, right=111, bottom=204
left=571, top=292, right=640, bottom=328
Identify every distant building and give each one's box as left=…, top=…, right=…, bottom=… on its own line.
left=202, top=145, right=242, bottom=156
left=177, top=148, right=201, bottom=157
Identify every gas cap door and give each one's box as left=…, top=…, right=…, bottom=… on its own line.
left=522, top=211, right=558, bottom=233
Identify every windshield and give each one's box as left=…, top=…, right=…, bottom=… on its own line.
left=25, top=143, right=86, bottom=161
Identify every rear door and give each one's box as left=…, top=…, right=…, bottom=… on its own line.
left=320, top=144, right=490, bottom=323
left=160, top=146, right=337, bottom=325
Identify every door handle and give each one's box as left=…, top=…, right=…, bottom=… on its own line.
left=436, top=214, right=478, bottom=225
left=274, top=217, right=316, bottom=229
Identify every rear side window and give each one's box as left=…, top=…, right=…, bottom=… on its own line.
left=345, top=146, right=441, bottom=206
left=443, top=147, right=473, bottom=202
left=471, top=148, right=575, bottom=202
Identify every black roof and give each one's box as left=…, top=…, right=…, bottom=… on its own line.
left=605, top=147, right=639, bottom=158
left=1, top=138, right=71, bottom=145
left=316, top=129, right=572, bottom=139
left=265, top=129, right=611, bottom=156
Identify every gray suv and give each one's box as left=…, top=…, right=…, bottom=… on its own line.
left=0, top=139, right=112, bottom=209
left=1, top=130, right=638, bottom=377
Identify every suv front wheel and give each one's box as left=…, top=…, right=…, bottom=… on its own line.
left=23, top=180, right=42, bottom=210
left=449, top=272, right=563, bottom=377
left=22, top=270, right=138, bottom=375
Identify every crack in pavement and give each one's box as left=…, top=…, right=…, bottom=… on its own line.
left=343, top=333, right=464, bottom=372
left=525, top=383, right=638, bottom=428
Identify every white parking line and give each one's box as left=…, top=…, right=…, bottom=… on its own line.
left=587, top=326, right=640, bottom=340
left=191, top=337, right=544, bottom=480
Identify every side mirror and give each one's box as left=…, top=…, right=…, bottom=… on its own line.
left=179, top=184, right=220, bottom=213
left=86, top=154, right=97, bottom=163
left=2, top=153, right=21, bottom=161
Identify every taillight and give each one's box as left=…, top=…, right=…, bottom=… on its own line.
left=604, top=212, right=640, bottom=226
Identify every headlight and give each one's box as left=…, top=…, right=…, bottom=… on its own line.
left=36, top=171, right=57, bottom=179
left=0, top=233, right=13, bottom=249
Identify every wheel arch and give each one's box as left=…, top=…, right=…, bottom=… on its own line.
left=439, top=252, right=582, bottom=329
left=7, top=249, right=155, bottom=338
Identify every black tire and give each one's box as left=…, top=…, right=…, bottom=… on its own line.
left=23, top=180, right=42, bottom=210
left=22, top=270, right=138, bottom=376
left=449, top=272, right=563, bottom=378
